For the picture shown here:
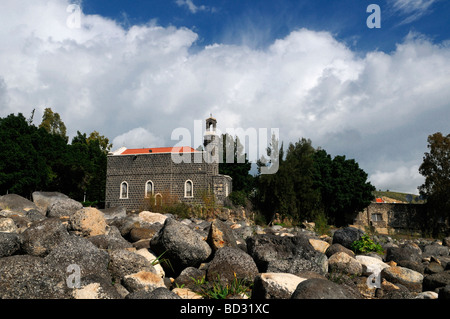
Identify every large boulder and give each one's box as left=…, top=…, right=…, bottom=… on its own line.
left=21, top=218, right=71, bottom=257
left=423, top=244, right=449, bottom=258
left=207, top=219, right=239, bottom=253
left=0, top=255, right=69, bottom=299
left=328, top=252, right=363, bottom=276
left=0, top=217, right=18, bottom=233
left=72, top=274, right=123, bottom=299
left=332, top=227, right=364, bottom=249
left=423, top=271, right=450, bottom=291
left=107, top=249, right=157, bottom=283
left=88, top=225, right=133, bottom=250
left=122, top=271, right=166, bottom=293
left=150, top=218, right=212, bottom=275
left=47, top=198, right=83, bottom=218
left=325, top=243, right=355, bottom=258
left=69, top=207, right=107, bottom=237
left=0, top=232, right=22, bottom=257
left=100, top=206, right=127, bottom=221
left=356, top=255, right=390, bottom=276
left=385, top=245, right=422, bottom=264
left=246, top=234, right=328, bottom=276
left=32, top=191, right=70, bottom=212
left=206, top=246, right=259, bottom=285
left=0, top=194, right=42, bottom=215
left=291, top=278, right=354, bottom=299
left=381, top=265, right=424, bottom=292
left=252, top=273, right=307, bottom=299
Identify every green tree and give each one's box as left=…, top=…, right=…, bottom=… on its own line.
left=39, top=107, right=68, bottom=142
left=218, top=133, right=253, bottom=193
left=313, top=149, right=375, bottom=227
left=419, top=132, right=450, bottom=236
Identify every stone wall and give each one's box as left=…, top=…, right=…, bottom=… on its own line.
left=105, top=152, right=231, bottom=211
left=354, top=203, right=426, bottom=235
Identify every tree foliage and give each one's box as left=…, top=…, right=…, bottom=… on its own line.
left=418, top=132, right=450, bottom=236
left=255, top=137, right=375, bottom=226
left=0, top=111, right=110, bottom=205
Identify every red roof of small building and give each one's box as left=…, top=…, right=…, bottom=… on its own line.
left=119, top=146, right=198, bottom=155
left=375, top=198, right=384, bottom=203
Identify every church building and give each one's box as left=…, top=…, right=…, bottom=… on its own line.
left=105, top=116, right=232, bottom=211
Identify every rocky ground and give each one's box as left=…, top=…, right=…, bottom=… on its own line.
left=0, top=192, right=449, bottom=300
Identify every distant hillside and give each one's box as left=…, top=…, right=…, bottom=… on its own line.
left=373, top=191, right=426, bottom=204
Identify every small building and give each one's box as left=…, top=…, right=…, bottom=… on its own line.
left=105, top=116, right=232, bottom=211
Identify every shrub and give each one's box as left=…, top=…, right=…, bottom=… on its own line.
left=350, top=234, right=383, bottom=254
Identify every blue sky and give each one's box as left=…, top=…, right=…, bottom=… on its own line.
left=1, top=0, right=449, bottom=194
left=81, top=0, right=450, bottom=52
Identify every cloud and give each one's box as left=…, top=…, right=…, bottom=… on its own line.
left=389, top=0, right=439, bottom=24
left=112, top=128, right=164, bottom=150
left=0, top=0, right=449, bottom=193
left=369, top=164, right=424, bottom=194
left=175, top=0, right=213, bottom=14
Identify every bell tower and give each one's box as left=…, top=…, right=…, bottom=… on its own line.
left=203, top=115, right=219, bottom=173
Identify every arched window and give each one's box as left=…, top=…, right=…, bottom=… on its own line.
left=120, top=181, right=128, bottom=199
left=155, top=193, right=162, bottom=206
left=185, top=180, right=193, bottom=198
left=145, top=180, right=154, bottom=198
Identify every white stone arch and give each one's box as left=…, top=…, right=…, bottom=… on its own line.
left=120, top=181, right=129, bottom=199
left=184, top=180, right=193, bottom=198
left=145, top=180, right=154, bottom=198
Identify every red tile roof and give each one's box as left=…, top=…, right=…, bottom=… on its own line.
left=119, top=146, right=198, bottom=155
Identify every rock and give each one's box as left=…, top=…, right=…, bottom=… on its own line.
left=0, top=255, right=69, bottom=299
left=174, top=267, right=206, bottom=291
left=32, top=191, right=70, bottom=213
left=88, top=225, right=133, bottom=250
left=415, top=291, right=439, bottom=299
left=291, top=278, right=354, bottom=299
left=44, top=234, right=110, bottom=279
left=397, top=260, right=424, bottom=274
left=325, top=243, right=355, bottom=258
left=328, top=252, right=362, bottom=276
left=108, top=215, right=140, bottom=237
left=150, top=218, right=212, bottom=275
left=172, top=287, right=203, bottom=299
left=69, top=207, right=107, bottom=237
left=0, top=217, right=18, bottom=233
left=379, top=282, right=414, bottom=299
left=107, top=249, right=157, bottom=283
left=443, top=237, right=450, bottom=247
left=252, top=273, right=307, bottom=299
left=206, top=247, right=259, bottom=285
left=356, top=255, right=390, bottom=276
left=21, top=218, right=71, bottom=257
left=0, top=232, right=22, bottom=257
left=332, top=227, right=364, bottom=249
left=129, top=225, right=161, bottom=242
left=425, top=261, right=444, bottom=274
left=309, top=238, right=330, bottom=254
left=207, top=219, right=239, bottom=252
left=47, top=198, right=83, bottom=218
left=423, top=244, right=449, bottom=258
left=122, top=271, right=166, bottom=293
left=422, top=271, right=450, bottom=291
left=72, top=274, right=123, bottom=299
left=100, top=206, right=127, bottom=221
left=138, top=211, right=167, bottom=226
left=135, top=248, right=165, bottom=278
left=385, top=245, right=422, bottom=264
left=381, top=266, right=424, bottom=292
left=438, top=285, right=450, bottom=299
left=126, top=287, right=182, bottom=299
left=246, top=234, right=328, bottom=276
left=0, top=194, right=42, bottom=215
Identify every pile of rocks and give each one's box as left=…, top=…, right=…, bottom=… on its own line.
left=1, top=192, right=449, bottom=299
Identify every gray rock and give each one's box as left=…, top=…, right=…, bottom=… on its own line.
left=438, top=285, right=450, bottom=299
left=246, top=234, right=328, bottom=276
left=125, top=287, right=182, bottom=299
left=328, top=252, right=363, bottom=276
left=47, top=198, right=83, bottom=218
left=88, top=225, right=133, bottom=250
left=108, top=248, right=157, bottom=282
left=100, top=206, right=127, bottom=221
left=0, top=194, right=42, bottom=215
left=206, top=246, right=259, bottom=285
left=174, top=267, right=206, bottom=290
left=325, top=243, right=355, bottom=258
left=381, top=266, right=424, bottom=292
left=150, top=218, right=212, bottom=275
left=332, top=227, right=364, bottom=249
left=0, top=217, right=18, bottom=233
left=423, top=271, right=450, bottom=291
left=21, top=218, right=71, bottom=257
left=72, top=274, right=123, bottom=299
left=423, top=244, right=449, bottom=258
left=0, top=255, right=69, bottom=299
left=45, top=234, right=110, bottom=279
left=291, top=278, right=354, bottom=299
left=252, top=273, right=306, bottom=299
left=32, top=191, right=70, bottom=213
left=0, top=232, right=22, bottom=257
left=425, top=261, right=444, bottom=274
left=207, top=219, right=239, bottom=253
left=385, top=245, right=422, bottom=264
